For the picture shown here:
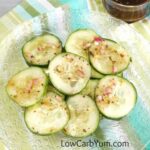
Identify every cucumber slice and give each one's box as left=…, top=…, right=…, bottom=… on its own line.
left=103, top=38, right=117, bottom=43
left=118, top=72, right=123, bottom=77
left=65, top=29, right=99, bottom=59
left=64, top=94, right=99, bottom=137
left=91, top=67, right=123, bottom=79
left=42, top=68, right=49, bottom=75
left=91, top=67, right=104, bottom=79
left=89, top=39, right=130, bottom=75
left=95, top=76, right=137, bottom=119
left=22, top=34, right=62, bottom=66
left=48, top=53, right=91, bottom=95
left=25, top=90, right=69, bottom=135
left=81, top=79, right=99, bottom=99
left=6, top=67, right=48, bottom=107
left=48, top=85, right=65, bottom=100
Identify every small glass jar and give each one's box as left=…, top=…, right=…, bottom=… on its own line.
left=102, top=0, right=150, bottom=22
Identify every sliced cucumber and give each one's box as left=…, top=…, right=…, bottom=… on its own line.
left=42, top=68, right=49, bottom=75
left=48, top=85, right=65, bottom=100
left=22, top=34, right=62, bottom=66
left=91, top=67, right=104, bottom=79
left=65, top=29, right=99, bottom=59
left=81, top=79, right=99, bottom=99
left=103, top=38, right=117, bottom=43
left=64, top=94, right=99, bottom=137
left=48, top=53, right=91, bottom=95
left=6, top=67, right=48, bottom=107
left=95, top=76, right=137, bottom=119
left=91, top=67, right=123, bottom=79
left=117, top=72, right=123, bottom=77
left=25, top=90, right=69, bottom=135
left=89, top=39, right=130, bottom=75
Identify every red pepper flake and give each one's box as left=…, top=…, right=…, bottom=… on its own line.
left=76, top=69, right=85, bottom=78
left=31, top=79, right=39, bottom=87
left=94, top=37, right=104, bottom=42
left=103, top=87, right=112, bottom=96
left=112, top=66, right=117, bottom=73
left=37, top=47, right=41, bottom=51
left=56, top=96, right=61, bottom=101
left=111, top=81, right=116, bottom=86
left=37, top=47, right=44, bottom=51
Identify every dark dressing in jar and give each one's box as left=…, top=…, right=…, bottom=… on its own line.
left=102, top=0, right=149, bottom=22
left=113, top=0, right=148, bottom=5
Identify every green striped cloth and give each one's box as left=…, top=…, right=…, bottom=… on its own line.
left=0, top=0, right=150, bottom=150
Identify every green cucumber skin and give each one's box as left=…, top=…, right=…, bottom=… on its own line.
left=63, top=124, right=100, bottom=138
left=65, top=32, right=127, bottom=75
left=7, top=28, right=136, bottom=135
left=91, top=67, right=105, bottom=79
left=80, top=79, right=99, bottom=99
left=24, top=88, right=70, bottom=135
left=24, top=102, right=70, bottom=136
left=63, top=95, right=100, bottom=138
left=42, top=68, right=52, bottom=84
left=65, top=28, right=99, bottom=53
left=48, top=85, right=65, bottom=100
left=49, top=52, right=91, bottom=96
left=89, top=39, right=131, bottom=75
left=90, top=46, right=131, bottom=75
left=24, top=61, right=48, bottom=68
left=51, top=80, right=90, bottom=96
left=95, top=75, right=137, bottom=119
left=103, top=38, right=117, bottom=43
left=90, top=53, right=131, bottom=76
left=65, top=33, right=130, bottom=75
left=6, top=67, right=49, bottom=107
left=118, top=72, right=123, bottom=77
left=91, top=69, right=123, bottom=79
left=22, top=33, right=62, bottom=67
left=103, top=39, right=133, bottom=67
left=62, top=47, right=66, bottom=53
left=91, top=73, right=123, bottom=79
left=91, top=76, right=103, bottom=79
left=50, top=74, right=90, bottom=96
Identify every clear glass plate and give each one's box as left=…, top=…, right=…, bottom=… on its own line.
left=0, top=7, right=150, bottom=150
